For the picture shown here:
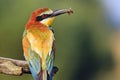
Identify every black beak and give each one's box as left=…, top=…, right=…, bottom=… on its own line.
left=36, top=8, right=73, bottom=21
left=50, top=8, right=73, bottom=17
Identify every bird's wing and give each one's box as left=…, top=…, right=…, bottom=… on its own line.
left=22, top=30, right=41, bottom=80
left=46, top=26, right=55, bottom=77
left=46, top=39, right=55, bottom=77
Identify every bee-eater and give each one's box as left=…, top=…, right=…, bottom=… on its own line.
left=22, top=8, right=73, bottom=80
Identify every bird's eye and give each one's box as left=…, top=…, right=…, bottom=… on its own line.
left=41, top=14, right=47, bottom=19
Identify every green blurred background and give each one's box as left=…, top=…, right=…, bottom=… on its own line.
left=0, top=0, right=114, bottom=80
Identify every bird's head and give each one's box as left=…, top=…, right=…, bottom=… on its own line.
left=27, top=8, right=73, bottom=27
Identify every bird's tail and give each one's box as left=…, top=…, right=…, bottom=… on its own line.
left=38, top=70, right=48, bottom=80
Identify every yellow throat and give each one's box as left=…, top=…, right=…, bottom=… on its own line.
left=40, top=17, right=55, bottom=27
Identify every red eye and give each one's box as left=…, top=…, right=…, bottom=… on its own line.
left=42, top=14, right=47, bottom=18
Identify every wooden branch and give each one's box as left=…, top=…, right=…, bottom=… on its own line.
left=0, top=57, right=30, bottom=76
left=0, top=57, right=58, bottom=76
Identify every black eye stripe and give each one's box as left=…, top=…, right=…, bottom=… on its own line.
left=36, top=16, right=43, bottom=21
left=36, top=14, right=51, bottom=21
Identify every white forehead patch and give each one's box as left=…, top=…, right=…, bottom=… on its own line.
left=39, top=9, right=53, bottom=16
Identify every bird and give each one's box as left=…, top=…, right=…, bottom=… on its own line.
left=22, top=8, right=73, bottom=80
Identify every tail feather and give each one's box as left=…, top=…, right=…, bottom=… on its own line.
left=38, top=71, right=42, bottom=80
left=38, top=70, right=48, bottom=80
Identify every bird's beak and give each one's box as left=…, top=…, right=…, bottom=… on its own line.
left=50, top=8, right=73, bottom=17
left=36, top=8, right=73, bottom=21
